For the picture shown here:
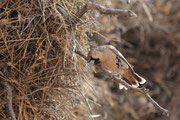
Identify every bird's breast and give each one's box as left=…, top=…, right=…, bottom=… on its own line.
left=100, top=50, right=119, bottom=73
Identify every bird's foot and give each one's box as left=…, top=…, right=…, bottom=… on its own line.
left=110, top=73, right=121, bottom=80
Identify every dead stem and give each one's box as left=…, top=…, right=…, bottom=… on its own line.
left=56, top=2, right=136, bottom=25
left=76, top=2, right=137, bottom=19
left=2, top=81, right=16, bottom=120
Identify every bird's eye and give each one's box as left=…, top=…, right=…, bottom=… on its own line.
left=94, top=58, right=100, bottom=64
left=90, top=56, right=100, bottom=64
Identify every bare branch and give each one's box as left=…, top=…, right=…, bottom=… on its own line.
left=2, top=81, right=16, bottom=120
left=56, top=2, right=136, bottom=27
left=100, top=67, right=169, bottom=116
left=75, top=50, right=169, bottom=116
left=76, top=2, right=137, bottom=19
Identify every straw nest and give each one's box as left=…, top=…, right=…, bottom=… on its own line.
left=0, top=0, right=89, bottom=119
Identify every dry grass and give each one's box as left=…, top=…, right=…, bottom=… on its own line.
left=0, top=0, right=91, bottom=119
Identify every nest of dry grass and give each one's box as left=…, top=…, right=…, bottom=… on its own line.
left=0, top=0, right=90, bottom=119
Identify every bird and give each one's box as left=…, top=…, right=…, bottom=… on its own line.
left=87, top=45, right=146, bottom=89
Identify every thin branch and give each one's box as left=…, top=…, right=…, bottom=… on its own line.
left=76, top=50, right=88, bottom=61
left=56, top=2, right=136, bottom=25
left=2, top=81, right=16, bottom=120
left=75, top=50, right=169, bottom=116
left=76, top=2, right=137, bottom=19
left=100, top=67, right=169, bottom=116
left=56, top=4, right=69, bottom=19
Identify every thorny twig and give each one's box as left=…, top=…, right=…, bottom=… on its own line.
left=1, top=81, right=16, bottom=120
left=75, top=50, right=169, bottom=116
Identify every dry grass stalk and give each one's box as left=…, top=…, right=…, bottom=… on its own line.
left=1, top=81, right=16, bottom=120
left=0, top=0, right=89, bottom=119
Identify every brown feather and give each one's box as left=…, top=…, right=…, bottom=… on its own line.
left=88, top=45, right=146, bottom=89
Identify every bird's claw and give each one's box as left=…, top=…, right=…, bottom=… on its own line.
left=110, top=73, right=121, bottom=80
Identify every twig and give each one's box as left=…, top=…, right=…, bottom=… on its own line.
left=138, top=0, right=153, bottom=22
left=75, top=50, right=88, bottom=61
left=2, top=81, right=16, bottom=120
left=56, top=2, right=136, bottom=25
left=127, top=0, right=131, bottom=4
left=76, top=2, right=137, bottom=19
left=100, top=67, right=169, bottom=116
left=56, top=4, right=69, bottom=19
left=75, top=50, right=169, bottom=116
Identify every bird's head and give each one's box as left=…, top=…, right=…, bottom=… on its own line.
left=87, top=48, right=102, bottom=64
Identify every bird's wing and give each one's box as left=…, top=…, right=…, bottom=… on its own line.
left=104, top=45, right=135, bottom=73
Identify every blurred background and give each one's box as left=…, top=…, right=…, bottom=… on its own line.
left=83, top=0, right=180, bottom=120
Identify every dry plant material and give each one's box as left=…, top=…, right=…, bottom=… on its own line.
left=1, top=0, right=177, bottom=119
left=0, top=0, right=137, bottom=119
left=0, top=0, right=88, bottom=119
left=138, top=0, right=153, bottom=22
left=75, top=2, right=137, bottom=19
left=1, top=81, right=16, bottom=120
left=56, top=2, right=137, bottom=28
left=76, top=50, right=169, bottom=116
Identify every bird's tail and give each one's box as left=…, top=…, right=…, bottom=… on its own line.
left=119, top=73, right=146, bottom=90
